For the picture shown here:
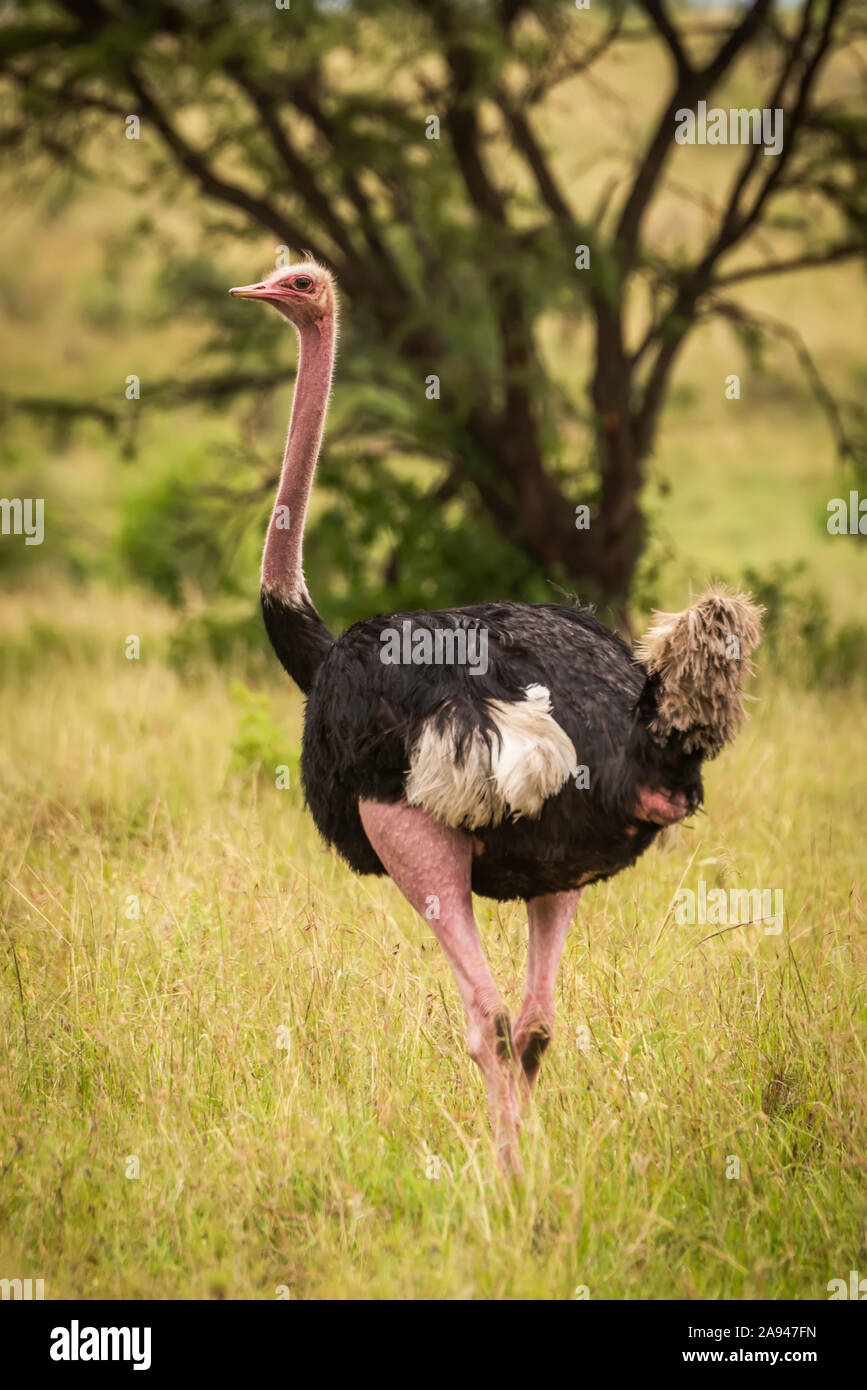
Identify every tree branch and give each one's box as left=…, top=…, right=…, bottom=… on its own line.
left=710, top=240, right=864, bottom=289
left=225, top=61, right=362, bottom=276
left=123, top=62, right=317, bottom=257
left=638, top=0, right=692, bottom=80
left=614, top=0, right=773, bottom=277
left=707, top=295, right=864, bottom=466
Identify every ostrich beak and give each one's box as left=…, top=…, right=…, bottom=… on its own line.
left=228, top=282, right=270, bottom=299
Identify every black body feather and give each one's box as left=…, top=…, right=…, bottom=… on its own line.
left=299, top=601, right=704, bottom=902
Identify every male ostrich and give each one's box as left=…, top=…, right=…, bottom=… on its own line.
left=230, top=260, right=762, bottom=1173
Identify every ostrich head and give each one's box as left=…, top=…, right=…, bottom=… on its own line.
left=229, top=259, right=336, bottom=327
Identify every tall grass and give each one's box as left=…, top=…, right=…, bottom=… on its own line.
left=0, top=590, right=864, bottom=1299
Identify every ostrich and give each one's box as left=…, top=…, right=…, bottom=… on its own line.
left=230, top=259, right=762, bottom=1174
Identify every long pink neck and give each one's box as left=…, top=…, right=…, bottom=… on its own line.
left=261, top=314, right=335, bottom=600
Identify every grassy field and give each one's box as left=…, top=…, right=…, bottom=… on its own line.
left=0, top=587, right=865, bottom=1300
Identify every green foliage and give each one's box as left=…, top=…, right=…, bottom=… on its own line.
left=119, top=448, right=264, bottom=606
left=310, top=446, right=556, bottom=629
left=743, top=562, right=867, bottom=688
left=168, top=603, right=268, bottom=675
left=228, top=678, right=295, bottom=780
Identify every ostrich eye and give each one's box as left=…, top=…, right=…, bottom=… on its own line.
left=293, top=275, right=314, bottom=291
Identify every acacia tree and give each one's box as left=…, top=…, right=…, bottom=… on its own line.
left=1, top=0, right=865, bottom=625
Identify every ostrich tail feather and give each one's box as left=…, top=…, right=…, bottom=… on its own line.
left=635, top=585, right=764, bottom=758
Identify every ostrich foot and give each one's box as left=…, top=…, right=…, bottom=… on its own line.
left=513, top=891, right=584, bottom=1102
left=466, top=1003, right=523, bottom=1176
left=512, top=1004, right=554, bottom=1102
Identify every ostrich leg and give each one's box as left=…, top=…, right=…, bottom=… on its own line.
left=359, top=799, right=523, bottom=1175
left=512, top=890, right=583, bottom=1096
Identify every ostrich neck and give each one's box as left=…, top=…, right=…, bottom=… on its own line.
left=261, top=315, right=335, bottom=599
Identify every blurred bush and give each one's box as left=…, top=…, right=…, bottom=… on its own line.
left=743, top=562, right=867, bottom=688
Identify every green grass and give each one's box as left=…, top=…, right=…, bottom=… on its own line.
left=0, top=588, right=864, bottom=1299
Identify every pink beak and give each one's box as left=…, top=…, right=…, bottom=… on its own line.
left=228, top=282, right=272, bottom=299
